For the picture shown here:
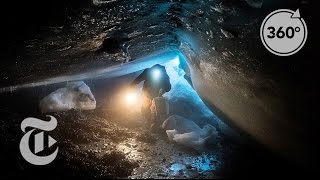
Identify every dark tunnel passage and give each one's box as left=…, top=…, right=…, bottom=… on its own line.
left=0, top=0, right=316, bottom=178
left=0, top=52, right=310, bottom=178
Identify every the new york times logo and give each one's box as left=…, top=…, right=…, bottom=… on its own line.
left=19, top=115, right=58, bottom=165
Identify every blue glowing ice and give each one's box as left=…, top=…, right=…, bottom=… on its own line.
left=192, top=154, right=220, bottom=172
left=170, top=163, right=186, bottom=172
left=163, top=54, right=221, bottom=128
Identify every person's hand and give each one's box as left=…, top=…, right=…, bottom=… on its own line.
left=158, top=88, right=164, bottom=97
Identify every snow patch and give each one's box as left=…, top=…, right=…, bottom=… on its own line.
left=40, top=81, right=96, bottom=113
left=162, top=115, right=218, bottom=149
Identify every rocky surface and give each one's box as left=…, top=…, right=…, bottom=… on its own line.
left=1, top=0, right=272, bottom=86
left=0, top=94, right=228, bottom=178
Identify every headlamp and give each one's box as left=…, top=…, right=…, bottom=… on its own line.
left=125, top=91, right=137, bottom=105
left=152, top=69, right=161, bottom=80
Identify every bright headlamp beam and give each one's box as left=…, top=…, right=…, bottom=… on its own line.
left=153, top=69, right=161, bottom=80
left=125, top=92, right=137, bottom=105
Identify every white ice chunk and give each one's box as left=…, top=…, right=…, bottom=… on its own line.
left=40, top=81, right=96, bottom=113
left=162, top=115, right=218, bottom=149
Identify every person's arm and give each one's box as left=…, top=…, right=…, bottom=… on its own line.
left=164, top=80, right=171, bottom=92
left=130, top=69, right=148, bottom=86
left=162, top=74, right=172, bottom=93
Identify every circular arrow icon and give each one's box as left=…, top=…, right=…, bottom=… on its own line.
left=260, top=9, right=308, bottom=56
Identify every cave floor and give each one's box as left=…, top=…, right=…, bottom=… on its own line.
left=53, top=110, right=225, bottom=179
left=0, top=101, right=301, bottom=178
left=0, top=107, right=232, bottom=178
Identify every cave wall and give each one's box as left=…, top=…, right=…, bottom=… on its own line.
left=175, top=0, right=315, bottom=168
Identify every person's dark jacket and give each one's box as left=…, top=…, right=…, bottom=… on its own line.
left=131, top=64, right=171, bottom=98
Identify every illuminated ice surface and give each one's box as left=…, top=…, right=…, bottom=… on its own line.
left=163, top=55, right=238, bottom=139
left=40, top=81, right=96, bottom=113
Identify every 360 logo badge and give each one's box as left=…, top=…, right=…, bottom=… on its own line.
left=260, top=9, right=308, bottom=56
left=19, top=115, right=58, bottom=165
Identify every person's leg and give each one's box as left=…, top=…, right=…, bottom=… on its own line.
left=141, top=93, right=152, bottom=121
left=150, top=96, right=171, bottom=134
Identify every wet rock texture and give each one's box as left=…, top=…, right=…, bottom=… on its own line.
left=1, top=0, right=267, bottom=86
left=0, top=106, right=228, bottom=178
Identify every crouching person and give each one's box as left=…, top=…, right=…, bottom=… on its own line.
left=130, top=64, right=171, bottom=129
